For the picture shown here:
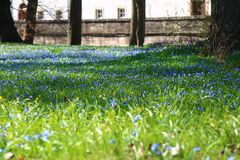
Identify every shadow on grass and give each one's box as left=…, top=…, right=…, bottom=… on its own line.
left=0, top=46, right=237, bottom=106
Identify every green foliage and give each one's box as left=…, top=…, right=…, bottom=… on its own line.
left=0, top=44, right=239, bottom=159
left=225, top=51, right=240, bottom=68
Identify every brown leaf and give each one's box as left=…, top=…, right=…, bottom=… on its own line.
left=17, top=156, right=25, bottom=160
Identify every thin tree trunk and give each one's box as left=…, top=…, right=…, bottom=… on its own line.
left=0, top=0, right=23, bottom=42
left=68, top=0, right=82, bottom=45
left=136, top=0, right=145, bottom=47
left=129, top=0, right=137, bottom=46
left=24, top=0, right=38, bottom=44
left=209, top=0, right=240, bottom=58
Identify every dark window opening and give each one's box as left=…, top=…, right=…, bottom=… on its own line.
left=55, top=10, right=63, bottom=20
left=95, top=9, right=103, bottom=19
left=191, top=0, right=206, bottom=15
left=37, top=11, right=44, bottom=20
left=118, top=8, right=126, bottom=18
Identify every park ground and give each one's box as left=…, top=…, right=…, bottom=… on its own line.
left=0, top=43, right=239, bottom=159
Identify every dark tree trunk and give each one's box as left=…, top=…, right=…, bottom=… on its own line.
left=68, top=0, right=82, bottom=45
left=129, top=0, right=137, bottom=46
left=24, top=0, right=38, bottom=44
left=129, top=0, right=145, bottom=47
left=136, top=0, right=145, bottom=47
left=0, top=0, right=23, bottom=42
left=209, top=0, right=240, bottom=58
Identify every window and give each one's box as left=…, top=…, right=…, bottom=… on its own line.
left=37, top=11, right=44, bottom=20
left=95, top=9, right=103, bottom=19
left=118, top=8, right=126, bottom=18
left=191, top=0, right=206, bottom=15
left=55, top=10, right=63, bottom=20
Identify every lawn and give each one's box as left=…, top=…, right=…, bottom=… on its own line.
left=0, top=44, right=239, bottom=160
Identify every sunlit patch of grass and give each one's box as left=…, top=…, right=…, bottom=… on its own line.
left=0, top=43, right=239, bottom=159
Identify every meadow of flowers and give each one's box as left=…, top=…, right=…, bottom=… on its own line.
left=0, top=44, right=239, bottom=159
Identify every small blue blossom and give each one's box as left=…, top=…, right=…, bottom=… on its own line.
left=132, top=115, right=140, bottom=123
left=132, top=128, right=137, bottom=137
left=156, top=150, right=161, bottom=156
left=41, top=130, right=51, bottom=141
left=165, top=146, right=172, bottom=151
left=197, top=106, right=205, bottom=111
left=110, top=99, right=118, bottom=107
left=193, top=147, right=201, bottom=152
left=24, top=135, right=31, bottom=141
left=34, top=112, right=39, bottom=116
left=17, top=143, right=21, bottom=148
left=151, top=143, right=160, bottom=151
left=33, top=134, right=41, bottom=140
left=8, top=114, right=13, bottom=119
left=0, top=148, right=4, bottom=153
left=24, top=107, right=29, bottom=113
left=235, top=67, right=240, bottom=71
left=228, top=155, right=234, bottom=160
left=108, top=139, right=115, bottom=144
left=52, top=105, right=56, bottom=111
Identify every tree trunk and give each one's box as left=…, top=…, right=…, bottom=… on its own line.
left=68, top=0, right=82, bottom=45
left=209, top=0, right=240, bottom=58
left=129, top=0, right=145, bottom=47
left=136, top=0, right=145, bottom=47
left=24, top=0, right=38, bottom=44
left=129, top=0, right=137, bottom=46
left=0, top=0, right=23, bottom=42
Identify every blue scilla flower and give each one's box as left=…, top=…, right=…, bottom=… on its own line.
left=228, top=155, right=234, bottom=160
left=132, top=115, right=140, bottom=123
left=24, top=135, right=31, bottom=141
left=165, top=146, right=172, bottom=151
left=156, top=150, right=161, bottom=156
left=24, top=107, right=29, bottom=114
left=33, top=134, right=41, bottom=140
left=151, top=143, right=160, bottom=151
left=8, top=114, right=13, bottom=119
left=0, top=148, right=4, bottom=153
left=41, top=130, right=51, bottom=142
left=110, top=99, right=118, bottom=107
left=193, top=147, right=201, bottom=152
left=108, top=139, right=115, bottom=144
left=197, top=106, right=205, bottom=111
left=132, top=128, right=137, bottom=137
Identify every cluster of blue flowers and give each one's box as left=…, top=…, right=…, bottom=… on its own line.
left=0, top=44, right=239, bottom=158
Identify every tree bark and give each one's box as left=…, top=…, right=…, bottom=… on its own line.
left=129, top=0, right=137, bottom=46
left=129, top=0, right=145, bottom=47
left=0, top=0, right=23, bottom=42
left=136, top=0, right=145, bottom=47
left=24, top=0, right=38, bottom=44
left=68, top=0, right=82, bottom=45
left=209, top=0, right=240, bottom=58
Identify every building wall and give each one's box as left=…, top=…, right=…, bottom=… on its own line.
left=11, top=0, right=211, bottom=20
left=15, top=16, right=210, bottom=46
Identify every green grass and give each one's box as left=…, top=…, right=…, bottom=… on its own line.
left=0, top=44, right=239, bottom=159
left=225, top=51, right=240, bottom=69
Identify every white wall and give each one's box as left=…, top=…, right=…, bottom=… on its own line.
left=82, top=0, right=130, bottom=19
left=11, top=0, right=68, bottom=20
left=146, top=0, right=191, bottom=18
left=11, top=0, right=211, bottom=20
